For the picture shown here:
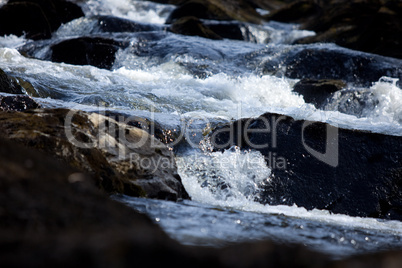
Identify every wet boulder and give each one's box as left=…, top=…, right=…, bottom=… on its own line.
left=0, top=68, right=41, bottom=111
left=99, top=110, right=182, bottom=147
left=293, top=79, right=346, bottom=108
left=0, top=68, right=25, bottom=94
left=169, top=16, right=262, bottom=42
left=259, top=45, right=402, bottom=87
left=0, top=95, right=41, bottom=111
left=0, top=109, right=188, bottom=200
left=209, top=112, right=402, bottom=220
left=169, top=16, right=223, bottom=40
left=94, top=15, right=163, bottom=33
left=50, top=37, right=129, bottom=69
left=166, top=0, right=263, bottom=24
left=0, top=0, right=84, bottom=40
left=205, top=21, right=245, bottom=40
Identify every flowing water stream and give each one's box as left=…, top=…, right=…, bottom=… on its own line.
left=1, top=0, right=402, bottom=259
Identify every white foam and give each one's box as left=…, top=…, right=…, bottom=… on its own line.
left=0, top=35, right=27, bottom=49
left=84, top=0, right=174, bottom=24
left=370, top=77, right=402, bottom=124
left=178, top=146, right=271, bottom=201
left=177, top=148, right=402, bottom=236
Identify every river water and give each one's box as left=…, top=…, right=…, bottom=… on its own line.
left=1, top=0, right=402, bottom=259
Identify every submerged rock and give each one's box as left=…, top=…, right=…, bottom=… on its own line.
left=209, top=112, right=402, bottom=220
left=293, top=79, right=346, bottom=108
left=50, top=37, right=129, bottom=69
left=0, top=0, right=84, bottom=40
left=0, top=108, right=188, bottom=200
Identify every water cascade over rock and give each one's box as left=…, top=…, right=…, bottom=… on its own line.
left=210, top=112, right=402, bottom=220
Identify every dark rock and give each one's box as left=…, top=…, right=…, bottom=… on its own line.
left=0, top=68, right=38, bottom=96
left=95, top=15, right=164, bottom=33
left=169, top=16, right=262, bottom=42
left=0, top=108, right=188, bottom=200
left=259, top=45, right=402, bottom=87
left=293, top=79, right=346, bottom=108
left=209, top=112, right=402, bottom=220
left=331, top=249, right=402, bottom=268
left=169, top=16, right=223, bottom=39
left=51, top=37, right=129, bottom=69
left=0, top=68, right=25, bottom=94
left=0, top=0, right=84, bottom=40
left=0, top=136, right=191, bottom=266
left=166, top=0, right=231, bottom=23
left=268, top=0, right=402, bottom=59
left=166, top=0, right=262, bottom=24
left=0, top=95, right=41, bottom=111
left=206, top=21, right=244, bottom=40
left=265, top=0, right=321, bottom=22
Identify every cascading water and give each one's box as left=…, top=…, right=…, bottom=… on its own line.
left=1, top=0, right=402, bottom=259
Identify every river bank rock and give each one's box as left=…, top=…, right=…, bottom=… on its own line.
left=50, top=37, right=129, bottom=69
left=266, top=0, right=402, bottom=59
left=209, top=112, right=402, bottom=220
left=0, top=0, right=84, bottom=40
left=0, top=108, right=188, bottom=200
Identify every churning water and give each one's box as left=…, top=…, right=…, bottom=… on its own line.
left=1, top=0, right=402, bottom=258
